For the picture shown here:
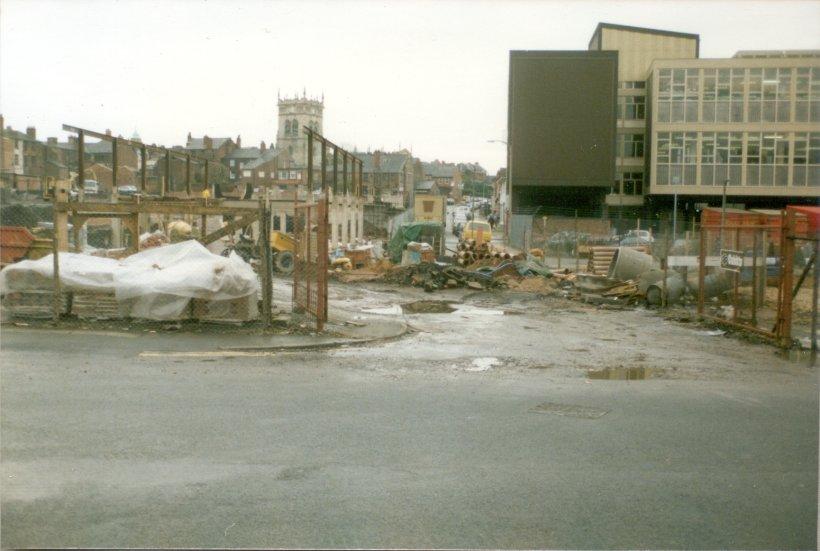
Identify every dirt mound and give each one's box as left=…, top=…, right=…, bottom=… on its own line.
left=506, top=276, right=557, bottom=295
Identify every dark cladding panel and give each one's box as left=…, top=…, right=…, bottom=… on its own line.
left=509, top=51, right=617, bottom=188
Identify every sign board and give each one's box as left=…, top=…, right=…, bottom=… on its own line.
left=414, top=195, right=445, bottom=224
left=720, top=249, right=743, bottom=272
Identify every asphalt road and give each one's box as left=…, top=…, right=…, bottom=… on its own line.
left=1, top=287, right=817, bottom=549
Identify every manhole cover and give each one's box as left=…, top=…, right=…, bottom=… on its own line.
left=531, top=402, right=609, bottom=419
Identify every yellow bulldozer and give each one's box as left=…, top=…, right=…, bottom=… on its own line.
left=221, top=229, right=295, bottom=274
left=269, top=230, right=296, bottom=274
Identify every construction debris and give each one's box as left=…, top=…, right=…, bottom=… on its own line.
left=456, top=238, right=512, bottom=267
left=139, top=231, right=170, bottom=250
left=383, top=262, right=501, bottom=292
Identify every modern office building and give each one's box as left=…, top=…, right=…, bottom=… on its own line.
left=506, top=22, right=819, bottom=221
left=588, top=23, right=699, bottom=214
left=646, top=53, right=820, bottom=210
left=591, top=23, right=820, bottom=213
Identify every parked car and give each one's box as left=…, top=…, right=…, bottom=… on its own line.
left=83, top=179, right=99, bottom=195
left=620, top=229, right=654, bottom=246
left=462, top=221, right=492, bottom=245
left=117, top=185, right=138, bottom=196
left=547, top=230, right=590, bottom=254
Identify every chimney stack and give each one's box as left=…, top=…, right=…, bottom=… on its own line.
left=373, top=150, right=381, bottom=170
left=236, top=135, right=241, bottom=148
left=105, top=129, right=111, bottom=136
left=203, top=135, right=213, bottom=150
left=26, top=126, right=36, bottom=139
left=187, top=131, right=192, bottom=142
left=260, top=141, right=266, bottom=151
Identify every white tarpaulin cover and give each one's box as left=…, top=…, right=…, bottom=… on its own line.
left=0, top=240, right=259, bottom=320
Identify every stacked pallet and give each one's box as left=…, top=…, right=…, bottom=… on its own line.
left=72, top=291, right=123, bottom=320
left=192, top=295, right=258, bottom=324
left=2, top=290, right=70, bottom=318
left=587, top=246, right=618, bottom=275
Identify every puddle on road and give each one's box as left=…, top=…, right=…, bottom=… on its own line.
left=587, top=367, right=656, bottom=380
left=401, top=300, right=456, bottom=314
left=465, top=357, right=502, bottom=371
left=361, top=305, right=403, bottom=315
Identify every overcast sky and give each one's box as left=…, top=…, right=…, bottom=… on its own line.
left=2, top=0, right=819, bottom=173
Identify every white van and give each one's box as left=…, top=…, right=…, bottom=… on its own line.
left=83, top=179, right=99, bottom=195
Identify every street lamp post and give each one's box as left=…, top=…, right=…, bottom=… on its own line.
left=719, top=178, right=728, bottom=249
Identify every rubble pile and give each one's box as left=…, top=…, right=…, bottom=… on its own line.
left=383, top=262, right=500, bottom=292
left=139, top=231, right=170, bottom=250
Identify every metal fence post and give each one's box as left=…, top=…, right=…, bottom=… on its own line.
left=697, top=223, right=706, bottom=317
left=51, top=232, right=61, bottom=323
left=259, top=198, right=272, bottom=327
left=574, top=209, right=579, bottom=273
left=811, top=233, right=818, bottom=366
left=662, top=216, right=670, bottom=308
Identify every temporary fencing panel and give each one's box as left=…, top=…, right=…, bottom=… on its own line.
left=696, top=210, right=818, bottom=350
left=292, top=198, right=328, bottom=331
left=697, top=222, right=782, bottom=340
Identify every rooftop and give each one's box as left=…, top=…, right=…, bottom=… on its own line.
left=422, top=161, right=457, bottom=178
left=244, top=149, right=283, bottom=170
left=591, top=22, right=699, bottom=42
left=226, top=147, right=262, bottom=160
left=186, top=136, right=233, bottom=150
left=354, top=151, right=410, bottom=174
left=733, top=50, right=820, bottom=59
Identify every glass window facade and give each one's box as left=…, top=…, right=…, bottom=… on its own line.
left=656, top=65, right=820, bottom=124
left=620, top=172, right=643, bottom=195
left=795, top=67, right=820, bottom=122
left=618, top=96, right=646, bottom=120
left=658, top=68, right=700, bottom=123
left=617, top=133, right=644, bottom=158
left=653, top=63, right=820, bottom=193
left=620, top=81, right=646, bottom=89
left=655, top=131, right=820, bottom=187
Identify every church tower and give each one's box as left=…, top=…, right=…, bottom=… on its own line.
left=276, top=90, right=324, bottom=168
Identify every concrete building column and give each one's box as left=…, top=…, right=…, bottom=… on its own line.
left=342, top=193, right=350, bottom=244
left=357, top=198, right=364, bottom=240
left=329, top=199, right=338, bottom=245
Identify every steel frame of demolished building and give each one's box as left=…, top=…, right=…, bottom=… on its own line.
left=49, top=125, right=274, bottom=326
left=292, top=127, right=363, bottom=331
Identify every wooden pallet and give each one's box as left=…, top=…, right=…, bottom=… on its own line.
left=588, top=246, right=618, bottom=275
left=192, top=295, right=258, bottom=323
left=1, top=290, right=70, bottom=318
left=72, top=291, right=123, bottom=320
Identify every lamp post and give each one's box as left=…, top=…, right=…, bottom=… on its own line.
left=719, top=177, right=728, bottom=249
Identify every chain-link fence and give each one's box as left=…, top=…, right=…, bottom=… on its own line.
left=505, top=204, right=817, bottom=350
